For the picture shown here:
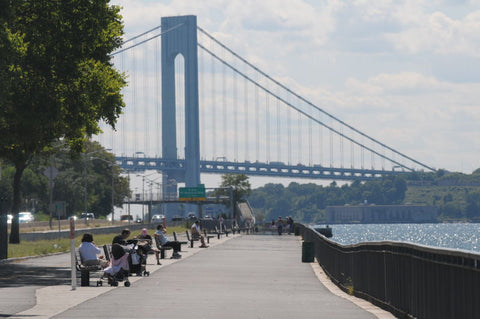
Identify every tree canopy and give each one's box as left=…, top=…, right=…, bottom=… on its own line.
left=0, top=0, right=126, bottom=250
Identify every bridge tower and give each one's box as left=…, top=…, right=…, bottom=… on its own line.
left=161, top=15, right=201, bottom=191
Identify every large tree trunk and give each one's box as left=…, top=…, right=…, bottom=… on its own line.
left=0, top=212, right=7, bottom=259
left=9, top=164, right=25, bottom=244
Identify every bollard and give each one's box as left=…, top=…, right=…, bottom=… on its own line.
left=294, top=226, right=300, bottom=236
left=302, top=241, right=315, bottom=263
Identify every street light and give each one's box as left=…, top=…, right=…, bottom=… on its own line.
left=82, top=149, right=107, bottom=224
left=137, top=172, right=157, bottom=223
left=90, top=156, right=115, bottom=225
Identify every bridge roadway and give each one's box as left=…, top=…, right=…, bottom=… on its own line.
left=1, top=234, right=394, bottom=319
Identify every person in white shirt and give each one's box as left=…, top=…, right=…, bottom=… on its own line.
left=78, top=233, right=109, bottom=268
left=191, top=220, right=208, bottom=248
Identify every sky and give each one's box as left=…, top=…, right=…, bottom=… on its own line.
left=109, top=0, right=480, bottom=189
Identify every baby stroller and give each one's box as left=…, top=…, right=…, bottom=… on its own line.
left=103, top=243, right=131, bottom=287
left=128, top=241, right=150, bottom=277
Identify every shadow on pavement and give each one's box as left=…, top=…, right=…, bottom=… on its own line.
left=0, top=263, right=71, bottom=287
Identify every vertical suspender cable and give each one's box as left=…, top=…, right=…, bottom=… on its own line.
left=199, top=36, right=205, bottom=160
left=287, top=99, right=292, bottom=165
left=330, top=130, right=333, bottom=167
left=211, top=43, right=216, bottom=160
left=351, top=133, right=354, bottom=169
left=276, top=96, right=280, bottom=162
left=319, top=116, right=323, bottom=166
left=265, top=93, right=270, bottom=161
left=297, top=111, right=302, bottom=164
left=255, top=75, right=259, bottom=161
left=143, top=39, right=149, bottom=155
left=244, top=68, right=249, bottom=161
left=131, top=49, right=137, bottom=155
left=222, top=59, right=227, bottom=157
left=155, top=36, right=161, bottom=157
left=118, top=53, right=126, bottom=156
left=340, top=126, right=344, bottom=168
left=309, top=118, right=312, bottom=165
left=233, top=65, right=238, bottom=161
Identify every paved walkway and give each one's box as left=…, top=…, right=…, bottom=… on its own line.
left=1, top=234, right=394, bottom=319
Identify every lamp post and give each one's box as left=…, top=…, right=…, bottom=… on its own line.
left=90, top=156, right=115, bottom=225
left=82, top=149, right=106, bottom=221
left=137, top=172, right=157, bottom=223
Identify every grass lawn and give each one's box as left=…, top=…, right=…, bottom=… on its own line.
left=7, top=225, right=186, bottom=259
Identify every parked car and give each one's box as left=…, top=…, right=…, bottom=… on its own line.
left=171, top=215, right=183, bottom=221
left=151, top=214, right=165, bottom=222
left=81, top=212, right=95, bottom=220
left=19, top=212, right=34, bottom=223
left=120, top=215, right=133, bottom=223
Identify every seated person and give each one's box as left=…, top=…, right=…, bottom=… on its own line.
left=112, top=228, right=135, bottom=247
left=78, top=233, right=109, bottom=268
left=154, top=224, right=182, bottom=259
left=191, top=220, right=208, bottom=248
left=136, top=228, right=161, bottom=265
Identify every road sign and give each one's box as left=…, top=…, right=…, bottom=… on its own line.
left=179, top=186, right=206, bottom=201
left=43, top=166, right=59, bottom=180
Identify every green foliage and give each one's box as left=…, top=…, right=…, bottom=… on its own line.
left=0, top=0, right=126, bottom=244
left=249, top=175, right=408, bottom=223
left=0, top=141, right=129, bottom=218
left=219, top=174, right=252, bottom=205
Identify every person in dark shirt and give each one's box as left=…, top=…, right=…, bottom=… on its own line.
left=112, top=228, right=132, bottom=246
left=136, top=228, right=161, bottom=265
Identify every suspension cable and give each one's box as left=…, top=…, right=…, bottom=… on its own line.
left=197, top=26, right=434, bottom=172
left=197, top=43, right=413, bottom=171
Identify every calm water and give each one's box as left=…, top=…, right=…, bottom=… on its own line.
left=316, top=223, right=480, bottom=253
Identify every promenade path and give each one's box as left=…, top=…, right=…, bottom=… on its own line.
left=1, top=234, right=394, bottom=319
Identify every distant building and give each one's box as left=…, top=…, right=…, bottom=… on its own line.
left=326, top=204, right=438, bottom=224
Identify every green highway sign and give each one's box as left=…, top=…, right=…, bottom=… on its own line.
left=179, top=186, right=206, bottom=201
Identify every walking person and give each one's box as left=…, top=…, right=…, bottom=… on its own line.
left=276, top=217, right=284, bottom=236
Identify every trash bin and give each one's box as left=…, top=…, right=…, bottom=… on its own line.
left=302, top=241, right=314, bottom=263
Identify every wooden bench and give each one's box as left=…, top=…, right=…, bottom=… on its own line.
left=173, top=231, right=188, bottom=251
left=214, top=226, right=225, bottom=239
left=153, top=236, right=173, bottom=259
left=75, top=249, right=104, bottom=287
left=185, top=230, right=199, bottom=248
left=203, top=229, right=215, bottom=244
left=222, top=224, right=231, bottom=236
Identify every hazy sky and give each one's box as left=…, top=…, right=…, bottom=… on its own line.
left=111, top=0, right=480, bottom=179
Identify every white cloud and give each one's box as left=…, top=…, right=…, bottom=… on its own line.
left=385, top=10, right=480, bottom=56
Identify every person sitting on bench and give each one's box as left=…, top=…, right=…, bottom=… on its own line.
left=154, top=224, right=182, bottom=259
left=136, top=228, right=161, bottom=265
left=79, top=233, right=109, bottom=268
left=191, top=220, right=209, bottom=248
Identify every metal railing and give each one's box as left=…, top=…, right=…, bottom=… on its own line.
left=296, top=223, right=480, bottom=319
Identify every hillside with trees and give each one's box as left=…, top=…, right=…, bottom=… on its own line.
left=248, top=170, right=480, bottom=224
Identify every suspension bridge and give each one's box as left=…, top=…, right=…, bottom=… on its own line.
left=94, top=15, right=435, bottom=194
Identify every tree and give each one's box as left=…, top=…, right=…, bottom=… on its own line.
left=219, top=173, right=251, bottom=206
left=0, top=1, right=126, bottom=248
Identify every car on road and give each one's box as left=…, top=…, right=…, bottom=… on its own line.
left=151, top=214, right=165, bottom=222
left=19, top=212, right=34, bottom=223
left=81, top=212, right=95, bottom=220
left=120, top=215, right=133, bottom=223
left=171, top=215, right=183, bottom=221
